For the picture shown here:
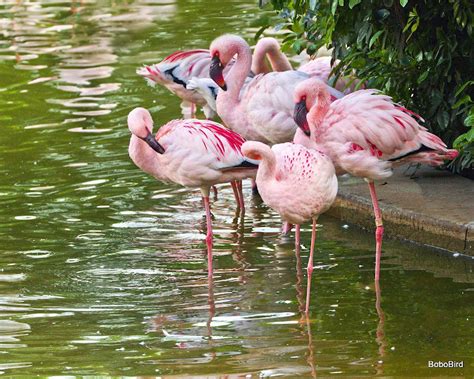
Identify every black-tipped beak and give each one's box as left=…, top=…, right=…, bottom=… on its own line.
left=210, top=55, right=227, bottom=91
left=294, top=99, right=310, bottom=136
left=141, top=131, right=165, bottom=154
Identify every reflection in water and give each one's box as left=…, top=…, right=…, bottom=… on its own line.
left=375, top=280, right=386, bottom=375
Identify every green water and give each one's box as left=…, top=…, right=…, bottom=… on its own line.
left=0, top=0, right=473, bottom=376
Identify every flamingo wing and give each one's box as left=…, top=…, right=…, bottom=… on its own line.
left=157, top=119, right=256, bottom=171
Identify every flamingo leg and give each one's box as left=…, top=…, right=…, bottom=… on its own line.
left=368, top=181, right=384, bottom=281
left=190, top=102, right=196, bottom=118
left=202, top=193, right=213, bottom=279
left=305, top=218, right=317, bottom=314
left=295, top=224, right=301, bottom=249
left=294, top=224, right=304, bottom=313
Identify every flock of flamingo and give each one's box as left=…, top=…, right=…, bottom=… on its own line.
left=128, top=34, right=458, bottom=313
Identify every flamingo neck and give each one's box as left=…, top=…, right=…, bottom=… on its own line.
left=266, top=47, right=292, bottom=72
left=255, top=147, right=277, bottom=182
left=252, top=38, right=292, bottom=74
left=308, top=100, right=330, bottom=138
left=220, top=41, right=252, bottom=105
left=129, top=136, right=164, bottom=178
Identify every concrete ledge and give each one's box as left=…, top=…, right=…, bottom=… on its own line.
left=326, top=167, right=474, bottom=255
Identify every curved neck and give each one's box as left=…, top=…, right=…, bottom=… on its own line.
left=222, top=42, right=252, bottom=102
left=266, top=47, right=292, bottom=72
left=129, top=136, right=164, bottom=179
left=308, top=98, right=330, bottom=137
left=255, top=146, right=277, bottom=182
left=252, top=38, right=292, bottom=75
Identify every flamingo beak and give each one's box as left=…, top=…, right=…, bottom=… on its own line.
left=141, top=131, right=165, bottom=154
left=210, top=55, right=227, bottom=91
left=294, top=99, right=310, bottom=136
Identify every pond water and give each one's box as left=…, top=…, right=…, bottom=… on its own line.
left=0, top=0, right=473, bottom=377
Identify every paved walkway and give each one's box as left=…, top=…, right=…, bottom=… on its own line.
left=327, top=166, right=474, bottom=255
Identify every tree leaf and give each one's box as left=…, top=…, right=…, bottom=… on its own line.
left=417, top=70, right=429, bottom=84
left=400, top=0, right=408, bottom=7
left=369, top=30, right=383, bottom=48
left=349, top=0, right=361, bottom=9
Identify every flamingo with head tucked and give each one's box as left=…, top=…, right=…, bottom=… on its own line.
left=242, top=141, right=337, bottom=313
left=137, top=49, right=232, bottom=119
left=292, top=78, right=458, bottom=281
left=209, top=34, right=344, bottom=145
left=127, top=107, right=258, bottom=278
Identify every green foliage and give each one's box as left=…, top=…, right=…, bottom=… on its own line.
left=261, top=0, right=474, bottom=173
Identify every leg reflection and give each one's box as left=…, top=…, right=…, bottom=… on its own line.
left=295, top=238, right=317, bottom=378
left=375, top=280, right=386, bottom=375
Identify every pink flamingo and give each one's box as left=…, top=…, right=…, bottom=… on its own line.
left=136, top=40, right=282, bottom=120
left=127, top=108, right=258, bottom=277
left=241, top=141, right=338, bottom=313
left=292, top=78, right=458, bottom=281
left=137, top=49, right=231, bottom=119
left=209, top=34, right=344, bottom=145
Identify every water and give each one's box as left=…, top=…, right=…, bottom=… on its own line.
left=0, top=0, right=473, bottom=376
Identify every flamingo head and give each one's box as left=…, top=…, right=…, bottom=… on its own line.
left=293, top=78, right=330, bottom=136
left=127, top=108, right=165, bottom=154
left=210, top=35, right=248, bottom=91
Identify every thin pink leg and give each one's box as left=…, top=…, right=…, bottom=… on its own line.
left=295, top=224, right=301, bottom=249
left=368, top=181, right=384, bottom=281
left=236, top=180, right=245, bottom=211
left=190, top=102, right=196, bottom=118
left=203, top=195, right=213, bottom=279
left=305, top=218, right=317, bottom=314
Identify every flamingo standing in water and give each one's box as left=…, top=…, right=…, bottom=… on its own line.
left=209, top=34, right=343, bottom=144
left=241, top=141, right=338, bottom=313
left=292, top=78, right=458, bottom=280
left=127, top=108, right=258, bottom=277
left=136, top=40, right=283, bottom=120
left=137, top=49, right=232, bottom=119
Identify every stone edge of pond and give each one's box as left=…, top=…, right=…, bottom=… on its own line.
left=327, top=191, right=473, bottom=256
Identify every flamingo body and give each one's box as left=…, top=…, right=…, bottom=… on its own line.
left=243, top=142, right=337, bottom=224
left=241, top=141, right=337, bottom=313
left=128, top=109, right=257, bottom=189
left=209, top=35, right=343, bottom=145
left=293, top=78, right=458, bottom=280
left=128, top=108, right=257, bottom=278
left=293, top=79, right=458, bottom=180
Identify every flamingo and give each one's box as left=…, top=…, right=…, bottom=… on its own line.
left=137, top=49, right=232, bottom=119
left=241, top=141, right=338, bottom=313
left=127, top=107, right=258, bottom=277
left=209, top=34, right=344, bottom=145
left=136, top=40, right=283, bottom=120
left=292, top=78, right=459, bottom=281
